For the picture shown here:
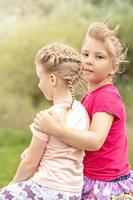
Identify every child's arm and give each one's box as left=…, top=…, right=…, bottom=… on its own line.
left=11, top=135, right=46, bottom=183
left=20, top=147, right=29, bottom=160
left=34, top=111, right=114, bottom=151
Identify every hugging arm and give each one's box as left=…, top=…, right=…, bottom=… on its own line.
left=56, top=112, right=114, bottom=151
left=34, top=111, right=114, bottom=151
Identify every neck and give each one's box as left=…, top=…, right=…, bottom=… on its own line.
left=53, top=89, right=73, bottom=105
left=87, top=79, right=113, bottom=92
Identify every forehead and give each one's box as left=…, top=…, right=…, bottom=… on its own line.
left=81, top=37, right=108, bottom=54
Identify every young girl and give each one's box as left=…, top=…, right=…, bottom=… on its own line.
left=0, top=43, right=89, bottom=199
left=33, top=22, right=133, bottom=200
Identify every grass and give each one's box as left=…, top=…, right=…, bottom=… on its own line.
left=0, top=128, right=31, bottom=187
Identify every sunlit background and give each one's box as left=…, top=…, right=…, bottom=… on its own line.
left=0, top=0, right=133, bottom=187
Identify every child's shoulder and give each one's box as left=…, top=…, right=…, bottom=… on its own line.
left=47, top=101, right=85, bottom=115
left=48, top=101, right=88, bottom=130
left=93, top=84, right=121, bottom=99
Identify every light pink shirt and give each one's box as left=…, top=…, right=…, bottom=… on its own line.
left=30, top=101, right=89, bottom=192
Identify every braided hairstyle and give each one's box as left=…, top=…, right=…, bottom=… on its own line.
left=83, top=22, right=127, bottom=76
left=35, top=43, right=83, bottom=108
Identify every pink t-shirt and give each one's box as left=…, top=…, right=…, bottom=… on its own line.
left=81, top=83, right=130, bottom=181
left=30, top=101, right=89, bottom=192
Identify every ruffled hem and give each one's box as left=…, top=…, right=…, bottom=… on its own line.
left=82, top=171, right=133, bottom=200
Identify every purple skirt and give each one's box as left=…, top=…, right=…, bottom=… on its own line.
left=0, top=180, right=81, bottom=200
left=81, top=171, right=133, bottom=200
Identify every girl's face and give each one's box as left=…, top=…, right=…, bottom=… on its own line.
left=81, top=37, right=116, bottom=86
left=36, top=65, right=53, bottom=101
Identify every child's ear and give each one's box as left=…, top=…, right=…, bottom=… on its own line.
left=110, top=62, right=119, bottom=75
left=50, top=73, right=57, bottom=86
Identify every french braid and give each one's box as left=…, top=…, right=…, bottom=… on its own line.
left=35, top=43, right=83, bottom=108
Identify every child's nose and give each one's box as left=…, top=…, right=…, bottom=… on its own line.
left=86, top=55, right=94, bottom=65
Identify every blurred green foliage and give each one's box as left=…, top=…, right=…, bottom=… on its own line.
left=0, top=0, right=133, bottom=128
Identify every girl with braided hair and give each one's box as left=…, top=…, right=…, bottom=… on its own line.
left=32, top=22, right=133, bottom=200
left=0, top=43, right=89, bottom=199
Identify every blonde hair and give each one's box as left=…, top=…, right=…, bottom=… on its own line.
left=83, top=22, right=127, bottom=75
left=35, top=43, right=83, bottom=108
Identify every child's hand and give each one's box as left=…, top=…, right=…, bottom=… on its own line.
left=33, top=110, right=64, bottom=137
left=20, top=148, right=29, bottom=160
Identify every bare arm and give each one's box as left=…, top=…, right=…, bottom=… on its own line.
left=58, top=112, right=114, bottom=150
left=20, top=147, right=29, bottom=160
left=11, top=135, right=46, bottom=183
left=34, top=111, right=114, bottom=151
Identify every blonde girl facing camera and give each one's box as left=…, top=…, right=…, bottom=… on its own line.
left=33, top=22, right=133, bottom=199
left=0, top=43, right=89, bottom=199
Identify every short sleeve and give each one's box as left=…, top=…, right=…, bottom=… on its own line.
left=92, top=91, right=123, bottom=119
left=29, top=123, right=49, bottom=142
left=65, top=103, right=90, bottom=131
left=49, top=102, right=89, bottom=131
